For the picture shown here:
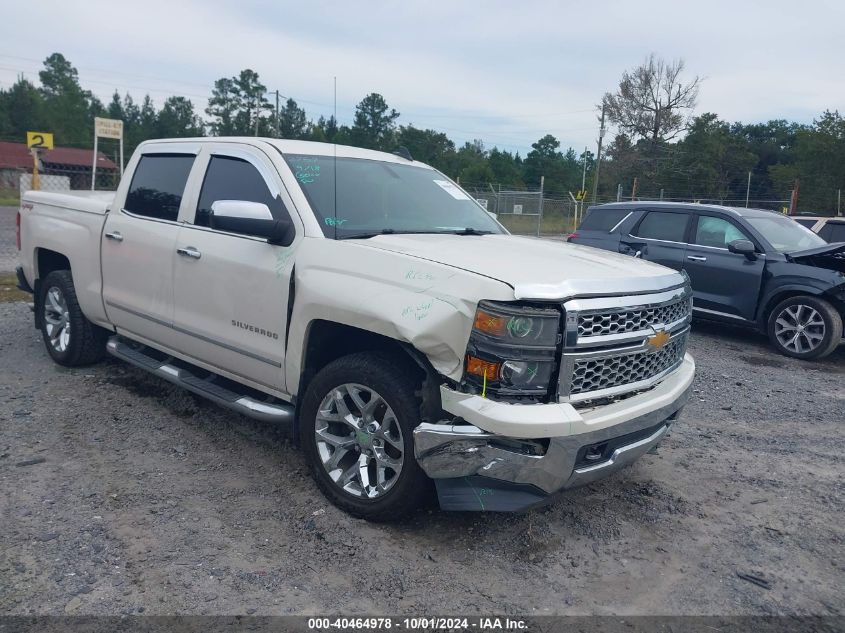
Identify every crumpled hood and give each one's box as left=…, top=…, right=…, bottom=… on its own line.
left=787, top=242, right=845, bottom=261
left=352, top=233, right=686, bottom=299
left=786, top=241, right=845, bottom=273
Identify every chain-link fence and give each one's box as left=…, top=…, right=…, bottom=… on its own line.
left=462, top=180, right=802, bottom=238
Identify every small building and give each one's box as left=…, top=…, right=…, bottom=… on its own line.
left=0, top=141, right=119, bottom=191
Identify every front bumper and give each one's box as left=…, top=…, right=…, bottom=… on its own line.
left=414, top=354, right=694, bottom=511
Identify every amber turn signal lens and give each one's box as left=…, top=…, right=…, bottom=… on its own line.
left=473, top=310, right=508, bottom=337
left=465, top=355, right=501, bottom=380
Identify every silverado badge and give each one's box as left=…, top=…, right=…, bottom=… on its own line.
left=647, top=330, right=670, bottom=350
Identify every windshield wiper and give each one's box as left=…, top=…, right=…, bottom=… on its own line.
left=449, top=227, right=493, bottom=235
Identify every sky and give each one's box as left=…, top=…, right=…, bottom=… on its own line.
left=2, top=0, right=843, bottom=155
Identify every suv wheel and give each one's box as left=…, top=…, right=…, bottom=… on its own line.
left=299, top=352, right=431, bottom=521
left=38, top=270, right=107, bottom=366
left=767, top=295, right=842, bottom=360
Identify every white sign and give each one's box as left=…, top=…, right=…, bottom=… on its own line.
left=433, top=179, right=470, bottom=200
left=94, top=117, right=123, bottom=139
left=476, top=198, right=488, bottom=209
left=513, top=204, right=523, bottom=215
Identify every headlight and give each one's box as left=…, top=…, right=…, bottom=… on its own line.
left=464, top=301, right=561, bottom=397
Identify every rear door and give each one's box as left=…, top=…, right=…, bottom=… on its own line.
left=683, top=213, right=764, bottom=321
left=170, top=144, right=301, bottom=394
left=620, top=209, right=691, bottom=270
left=569, top=207, right=630, bottom=251
left=101, top=150, right=197, bottom=348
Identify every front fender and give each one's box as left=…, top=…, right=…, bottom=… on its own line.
left=285, top=239, right=514, bottom=394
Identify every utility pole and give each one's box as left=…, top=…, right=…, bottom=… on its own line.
left=538, top=175, right=545, bottom=237
left=745, top=171, right=752, bottom=208
left=580, top=146, right=587, bottom=193
left=838, top=189, right=841, bottom=216
left=616, top=183, right=622, bottom=202
left=275, top=90, right=281, bottom=138
left=631, top=177, right=638, bottom=201
left=789, top=179, right=799, bottom=215
left=592, top=102, right=606, bottom=203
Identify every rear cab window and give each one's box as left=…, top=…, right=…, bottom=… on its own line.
left=124, top=154, right=195, bottom=221
left=578, top=208, right=630, bottom=232
left=632, top=211, right=690, bottom=242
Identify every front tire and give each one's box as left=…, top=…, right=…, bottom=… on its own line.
left=38, top=270, right=107, bottom=366
left=298, top=352, right=431, bottom=521
left=767, top=295, right=842, bottom=360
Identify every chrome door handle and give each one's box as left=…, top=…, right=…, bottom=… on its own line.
left=104, top=231, right=123, bottom=242
left=177, top=246, right=202, bottom=260
left=687, top=255, right=707, bottom=262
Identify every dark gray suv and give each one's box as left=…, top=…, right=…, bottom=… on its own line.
left=569, top=202, right=845, bottom=360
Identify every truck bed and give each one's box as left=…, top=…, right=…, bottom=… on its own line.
left=19, top=190, right=115, bottom=328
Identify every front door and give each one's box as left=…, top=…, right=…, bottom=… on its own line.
left=683, top=213, right=764, bottom=321
left=171, top=146, right=300, bottom=395
left=101, top=152, right=196, bottom=349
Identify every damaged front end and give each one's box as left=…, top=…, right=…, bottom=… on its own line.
left=787, top=242, right=845, bottom=273
left=414, top=283, right=695, bottom=512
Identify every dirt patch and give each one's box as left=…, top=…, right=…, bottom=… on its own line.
left=0, top=274, right=30, bottom=303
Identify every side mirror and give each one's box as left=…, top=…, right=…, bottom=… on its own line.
left=210, top=200, right=294, bottom=246
left=728, top=239, right=756, bottom=258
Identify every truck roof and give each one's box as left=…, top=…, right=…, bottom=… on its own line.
left=137, top=136, right=433, bottom=168
left=587, top=200, right=781, bottom=219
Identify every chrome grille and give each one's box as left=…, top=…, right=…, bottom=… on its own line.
left=570, top=334, right=687, bottom=396
left=578, top=297, right=691, bottom=338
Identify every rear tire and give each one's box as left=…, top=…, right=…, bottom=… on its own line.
left=38, top=270, right=108, bottom=366
left=767, top=295, right=842, bottom=360
left=298, top=352, right=432, bottom=521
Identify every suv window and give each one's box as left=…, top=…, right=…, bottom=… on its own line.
left=124, top=154, right=195, bottom=221
left=693, top=216, right=750, bottom=248
left=579, top=208, right=629, bottom=231
left=819, top=222, right=845, bottom=243
left=633, top=211, right=689, bottom=242
left=196, top=155, right=287, bottom=226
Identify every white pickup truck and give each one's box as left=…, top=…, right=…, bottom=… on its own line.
left=16, top=137, right=695, bottom=519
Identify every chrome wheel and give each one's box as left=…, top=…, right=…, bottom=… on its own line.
left=314, top=383, right=404, bottom=499
left=43, top=286, right=71, bottom=353
left=774, top=304, right=825, bottom=355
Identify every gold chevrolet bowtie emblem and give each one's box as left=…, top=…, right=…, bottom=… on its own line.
left=647, top=330, right=670, bottom=350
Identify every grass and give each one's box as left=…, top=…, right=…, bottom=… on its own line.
left=497, top=213, right=578, bottom=236
left=0, top=188, right=20, bottom=207
left=0, top=273, right=30, bottom=303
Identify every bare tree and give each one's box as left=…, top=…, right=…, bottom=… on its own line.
left=602, top=54, right=701, bottom=143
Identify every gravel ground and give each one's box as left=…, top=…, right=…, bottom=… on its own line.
left=0, top=206, right=17, bottom=273
left=0, top=300, right=842, bottom=616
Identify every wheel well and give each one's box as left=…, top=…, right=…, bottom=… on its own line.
left=760, top=290, right=817, bottom=325
left=33, top=249, right=72, bottom=329
left=36, top=249, right=71, bottom=280
left=299, top=321, right=421, bottom=391
left=295, top=320, right=443, bottom=440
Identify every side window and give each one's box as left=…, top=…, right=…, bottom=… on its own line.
left=693, top=216, right=751, bottom=248
left=822, top=223, right=845, bottom=243
left=633, top=211, right=689, bottom=242
left=124, top=154, right=195, bottom=221
left=578, top=208, right=629, bottom=231
left=794, top=218, right=817, bottom=229
left=196, top=155, right=288, bottom=227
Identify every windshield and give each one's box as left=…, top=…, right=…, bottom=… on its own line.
left=745, top=215, right=827, bottom=253
left=282, top=154, right=504, bottom=238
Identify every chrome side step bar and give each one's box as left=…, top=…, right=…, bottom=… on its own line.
left=106, top=336, right=295, bottom=425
